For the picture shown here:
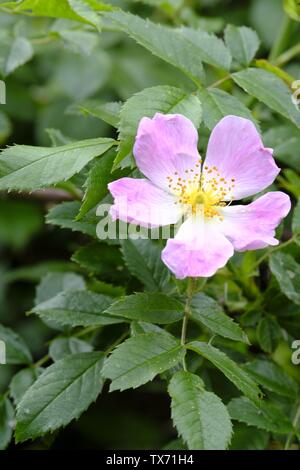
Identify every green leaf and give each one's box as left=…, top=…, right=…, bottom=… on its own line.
left=5, top=261, right=78, bottom=284
left=191, top=293, right=248, bottom=343
left=31, top=290, right=121, bottom=328
left=133, top=0, right=183, bottom=10
left=0, top=324, right=32, bottom=365
left=77, top=149, right=126, bottom=220
left=130, top=321, right=172, bottom=337
left=120, top=239, right=170, bottom=292
left=71, top=100, right=122, bottom=127
left=0, top=111, right=12, bottom=144
left=263, top=125, right=300, bottom=172
left=105, top=293, right=184, bottom=324
left=0, top=200, right=43, bottom=250
left=228, top=397, right=293, bottom=434
left=49, top=337, right=93, bottom=361
left=224, top=25, right=260, bottom=67
left=0, top=138, right=115, bottom=191
left=10, top=367, right=42, bottom=405
left=35, top=272, right=86, bottom=305
left=269, top=252, right=300, bottom=305
left=257, top=316, right=282, bottom=353
left=168, top=371, right=232, bottom=450
left=104, top=11, right=205, bottom=86
left=0, top=396, right=14, bottom=450
left=72, top=242, right=125, bottom=281
left=116, top=85, right=202, bottom=166
left=5, top=36, right=33, bottom=76
left=292, top=198, right=300, bottom=234
left=232, top=68, right=300, bottom=128
left=187, top=341, right=262, bottom=403
left=177, top=27, right=231, bottom=70
left=4, top=0, right=113, bottom=26
left=284, top=0, right=300, bottom=21
left=197, top=88, right=256, bottom=131
left=163, top=438, right=187, bottom=451
left=88, top=279, right=125, bottom=298
left=243, top=359, right=298, bottom=398
left=102, top=332, right=184, bottom=391
left=57, top=29, right=98, bottom=56
left=15, top=352, right=105, bottom=442
left=46, top=201, right=97, bottom=238
left=229, top=424, right=269, bottom=450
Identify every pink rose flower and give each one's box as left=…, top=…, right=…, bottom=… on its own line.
left=108, top=114, right=291, bottom=279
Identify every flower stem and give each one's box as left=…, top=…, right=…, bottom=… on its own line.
left=269, top=14, right=294, bottom=62
left=208, top=74, right=232, bottom=89
left=181, top=277, right=196, bottom=371
left=284, top=402, right=300, bottom=450
left=34, top=354, right=50, bottom=368
left=252, top=236, right=298, bottom=270
left=275, top=43, right=300, bottom=67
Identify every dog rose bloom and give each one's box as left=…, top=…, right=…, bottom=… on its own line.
left=108, top=114, right=291, bottom=278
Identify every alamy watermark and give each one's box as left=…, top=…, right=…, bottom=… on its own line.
left=96, top=200, right=209, bottom=244
left=292, top=80, right=300, bottom=109
left=291, top=340, right=300, bottom=366
left=0, top=80, right=6, bottom=104
left=0, top=340, right=6, bottom=364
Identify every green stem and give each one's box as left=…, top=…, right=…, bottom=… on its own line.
left=208, top=74, right=232, bottom=89
left=275, top=43, right=300, bottom=67
left=269, top=15, right=294, bottom=62
left=181, top=277, right=195, bottom=371
left=74, top=325, right=101, bottom=338
left=252, top=236, right=298, bottom=270
left=284, top=403, right=300, bottom=450
left=34, top=354, right=50, bottom=368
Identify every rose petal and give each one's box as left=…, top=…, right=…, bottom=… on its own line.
left=133, top=113, right=201, bottom=192
left=161, top=217, right=234, bottom=278
left=203, top=115, right=280, bottom=200
left=108, top=177, right=183, bottom=227
left=220, top=191, right=291, bottom=251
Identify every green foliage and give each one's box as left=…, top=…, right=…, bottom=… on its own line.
left=191, top=293, right=248, bottom=343
left=9, top=368, right=42, bottom=405
left=102, top=333, right=184, bottom=391
left=77, top=148, right=125, bottom=219
left=232, top=68, right=300, bottom=128
left=0, top=200, right=43, bottom=250
left=198, top=88, right=256, bottom=130
left=0, top=138, right=115, bottom=191
left=120, top=239, right=171, bottom=291
left=224, top=25, right=260, bottom=67
left=257, top=316, right=282, bottom=353
left=0, top=325, right=32, bottom=364
left=284, top=0, right=300, bottom=21
left=105, top=293, right=184, bottom=324
left=104, top=10, right=206, bottom=86
left=187, top=342, right=262, bottom=403
left=0, top=396, right=14, bottom=450
left=31, top=290, right=122, bottom=327
left=15, top=352, right=105, bottom=442
left=269, top=252, right=300, bottom=304
left=49, top=337, right=93, bottom=361
left=243, top=359, right=298, bottom=398
left=228, top=397, right=294, bottom=434
left=0, top=0, right=300, bottom=451
left=5, top=37, right=33, bottom=76
left=169, top=371, right=232, bottom=450
left=46, top=201, right=98, bottom=237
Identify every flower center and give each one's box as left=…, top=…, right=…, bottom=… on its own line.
left=183, top=187, right=224, bottom=217
left=166, top=164, right=235, bottom=220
